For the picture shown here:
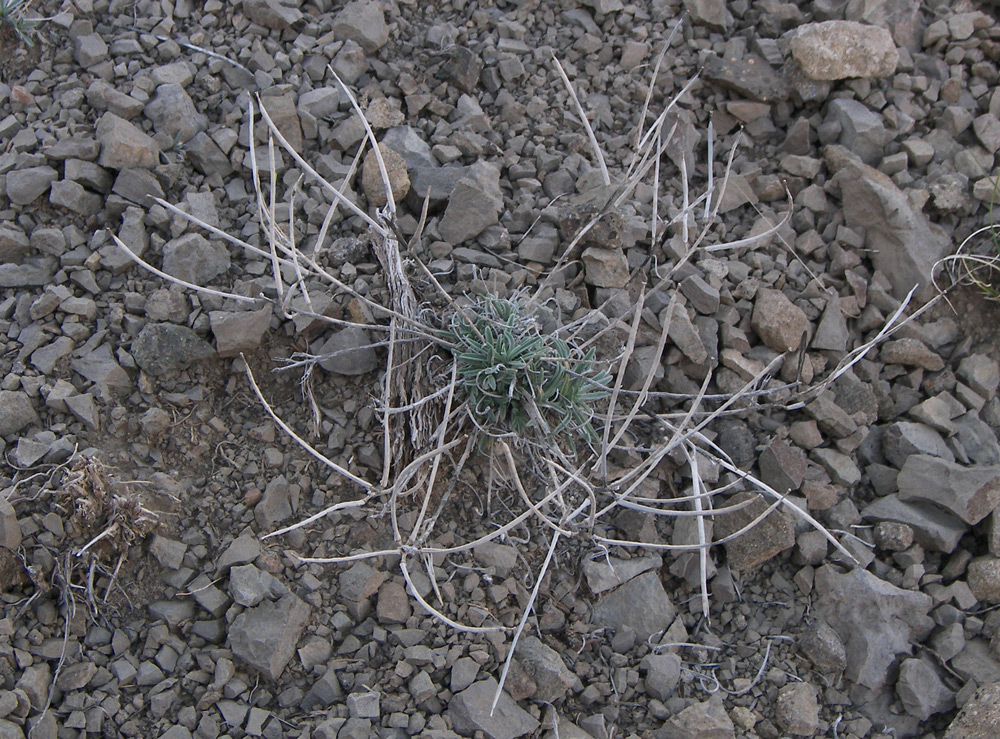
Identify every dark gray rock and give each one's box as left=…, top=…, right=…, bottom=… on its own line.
left=131, top=323, right=216, bottom=376
left=897, top=455, right=1000, bottom=525
left=316, top=326, right=378, bottom=375
left=228, top=593, right=311, bottom=681
left=439, top=162, right=503, bottom=245
left=896, top=657, right=955, bottom=720
left=641, top=652, right=680, bottom=701
left=0, top=224, right=29, bottom=263
left=797, top=619, right=847, bottom=675
left=6, top=166, right=58, bottom=205
left=814, top=565, right=933, bottom=691
left=862, top=495, right=967, bottom=552
left=111, top=168, right=164, bottom=205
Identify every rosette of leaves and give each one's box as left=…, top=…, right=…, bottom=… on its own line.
left=0, top=0, right=36, bottom=48
left=444, top=296, right=611, bottom=453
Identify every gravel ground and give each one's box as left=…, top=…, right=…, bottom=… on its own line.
left=3, top=0, right=1000, bottom=738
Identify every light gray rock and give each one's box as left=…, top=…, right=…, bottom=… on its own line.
left=826, top=145, right=950, bottom=301
left=73, top=33, right=108, bottom=68
left=945, top=681, right=1000, bottom=739
left=790, top=21, right=897, bottom=80
left=382, top=125, right=436, bottom=169
left=0, top=392, right=39, bottom=438
left=591, top=571, right=676, bottom=640
left=0, top=499, right=22, bottom=550
left=897, top=455, right=1000, bottom=525
left=516, top=637, right=577, bottom=703
left=862, top=495, right=967, bottom=552
left=228, top=593, right=311, bottom=681
left=582, top=247, right=630, bottom=289
left=827, top=99, right=892, bottom=166
left=131, top=323, right=215, bottom=376
left=654, top=695, right=734, bottom=739
left=244, top=0, right=302, bottom=30
left=449, top=678, right=539, bottom=739
left=96, top=113, right=160, bottom=170
left=258, top=93, right=302, bottom=153
left=316, top=326, right=378, bottom=375
left=229, top=564, right=286, bottom=607
left=210, top=306, right=273, bottom=357
left=641, top=652, right=680, bottom=701
left=751, top=288, right=808, bottom=352
left=814, top=565, right=933, bottom=691
left=896, top=657, right=955, bottom=720
left=968, top=556, right=1000, bottom=602
left=958, top=355, right=1000, bottom=398
left=144, top=82, right=208, bottom=141
left=883, top=421, right=954, bottom=467
left=775, top=682, right=820, bottom=737
left=161, top=233, right=230, bottom=284
left=583, top=554, right=661, bottom=595
left=50, top=181, right=103, bottom=216
left=6, top=166, right=58, bottom=205
left=439, top=161, right=503, bottom=245
left=332, top=0, right=389, bottom=53
left=811, top=295, right=850, bottom=351
left=682, top=0, right=732, bottom=32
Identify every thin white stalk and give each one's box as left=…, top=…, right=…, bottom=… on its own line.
left=263, top=497, right=372, bottom=540
left=400, top=554, right=504, bottom=634
left=684, top=445, right=710, bottom=621
left=551, top=52, right=610, bottom=187
left=704, top=117, right=714, bottom=221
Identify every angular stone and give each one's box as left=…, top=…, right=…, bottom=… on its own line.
left=582, top=554, right=661, bottom=595
left=862, top=495, right=967, bottom=552
left=880, top=338, right=944, bottom=370
left=332, top=0, right=389, bottom=53
left=0, top=224, right=29, bottom=263
left=6, top=166, right=58, bottom=205
left=50, top=181, right=103, bottom=216
left=895, top=657, right=955, bottom=720
left=112, top=168, right=165, bottom=205
left=144, top=84, right=207, bottom=142
left=0, top=499, right=22, bottom=550
left=74, top=33, right=108, bottom=67
left=641, top=652, right=681, bottom=701
left=210, top=306, right=273, bottom=357
left=316, top=326, right=377, bottom=375
left=882, top=422, right=954, bottom=468
left=515, top=637, right=576, bottom=703
left=775, top=682, right=819, bottom=737
left=714, top=491, right=795, bottom=571
left=945, top=681, right=1000, bottom=739
left=215, top=534, right=261, bottom=575
left=958, top=355, right=1000, bottom=398
left=814, top=565, right=933, bottom=691
left=0, top=391, right=38, bottom=439
left=897, top=456, right=1000, bottom=526
left=827, top=99, right=892, bottom=167
left=682, top=0, right=733, bottom=31
left=244, top=0, right=303, bottom=30
left=810, top=295, right=849, bottom=351
left=161, top=233, right=230, bottom=285
left=826, top=145, right=950, bottom=301
left=797, top=619, right=847, bottom=675
left=654, top=695, right=734, bottom=739
left=258, top=93, right=302, bottom=154
left=228, top=593, right=311, bottom=681
left=968, top=556, right=1000, bottom=602
left=131, top=323, right=215, bottom=376
left=790, top=21, right=898, bottom=80
left=581, top=247, right=630, bottom=289
left=449, top=678, right=539, bottom=739
left=751, top=288, right=808, bottom=352
left=96, top=113, right=160, bottom=170
left=758, top=439, right=807, bottom=493
left=439, top=161, right=503, bottom=245
left=591, top=571, right=676, bottom=640
left=361, top=144, right=409, bottom=208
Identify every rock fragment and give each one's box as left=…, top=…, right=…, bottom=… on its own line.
left=0, top=391, right=39, bottom=438
left=790, top=21, right=898, bottom=80
left=228, top=593, right=311, bottom=681
left=814, top=565, right=933, bottom=690
left=775, top=682, right=819, bottom=736
left=244, top=0, right=303, bottom=30
left=439, top=161, right=503, bottom=245
left=945, top=681, right=1000, bottom=739
left=896, top=657, right=955, bottom=720
left=96, top=113, right=160, bottom=170
left=210, top=306, right=273, bottom=357
left=315, top=326, right=378, bottom=376
left=6, top=166, right=58, bottom=205
left=897, top=456, right=1000, bottom=525
left=591, top=571, right=676, bottom=640
left=131, top=323, right=215, bottom=376
left=751, top=288, right=808, bottom=352
left=654, top=695, right=734, bottom=739
left=449, top=678, right=539, bottom=739
left=332, top=0, right=389, bottom=53
left=714, top=491, right=795, bottom=571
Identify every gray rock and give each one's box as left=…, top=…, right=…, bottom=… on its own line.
left=945, top=681, right=1000, bottom=739
left=582, top=247, right=630, bottom=289
left=758, top=439, right=807, bottom=493
left=449, top=678, right=539, bottom=739
left=0, top=499, right=21, bottom=550
left=583, top=553, right=661, bottom=595
left=30, top=337, right=75, bottom=375
left=131, top=323, right=216, bottom=376
left=0, top=391, right=39, bottom=438
left=301, top=665, right=344, bottom=711
left=827, top=99, right=892, bottom=166
left=641, top=652, right=680, bottom=701
left=797, top=619, right=847, bottom=675
left=215, top=534, right=261, bottom=574
left=862, top=495, right=967, bottom=552
left=751, top=288, right=808, bottom=352
left=958, top=355, right=1000, bottom=398
left=375, top=580, right=411, bottom=625
left=65, top=393, right=99, bottom=430
left=654, top=695, right=734, bottom=739
left=382, top=125, right=436, bottom=169
left=515, top=637, right=577, bottom=703
left=968, top=556, right=1000, bottom=602
left=814, top=565, right=933, bottom=691
left=897, top=455, right=1000, bottom=525
left=682, top=0, right=732, bottom=31
left=951, top=638, right=1000, bottom=685
left=679, top=274, right=720, bottom=314
left=316, top=326, right=378, bottom=375
left=96, top=113, right=160, bottom=170
left=210, top=306, right=273, bottom=357
left=439, top=161, right=503, bottom=245
left=229, top=564, right=285, bottom=607
left=228, top=593, right=311, bottom=681
left=45, top=136, right=100, bottom=162
left=346, top=691, right=379, bottom=719
left=591, top=571, right=676, bottom=640
left=974, top=114, right=1000, bottom=154
left=775, top=682, right=820, bottom=737
left=258, top=93, right=302, bottom=153
left=332, top=0, right=389, bottom=53
left=826, top=145, right=950, bottom=301
left=812, top=447, right=862, bottom=487
left=714, top=491, right=795, bottom=571
left=149, top=535, right=186, bottom=569
left=811, top=295, right=849, bottom=351
left=667, top=305, right=709, bottom=364
left=50, top=181, right=103, bottom=216
left=254, top=475, right=298, bottom=528
left=883, top=421, right=954, bottom=467
left=73, top=33, right=108, bottom=68
left=880, top=337, right=944, bottom=370
left=472, top=542, right=518, bottom=577
left=244, top=0, right=303, bottom=30
left=185, top=132, right=233, bottom=177
left=896, top=657, right=954, bottom=720
left=0, top=259, right=56, bottom=287
left=111, top=168, right=164, bottom=206
left=65, top=158, right=113, bottom=194
left=6, top=166, right=58, bottom=205
left=790, top=21, right=897, bottom=80
left=0, top=224, right=29, bottom=263
left=361, top=144, right=409, bottom=207
left=702, top=52, right=788, bottom=104
left=86, top=79, right=145, bottom=119
left=161, top=233, right=230, bottom=285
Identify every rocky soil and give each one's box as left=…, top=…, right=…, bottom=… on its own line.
left=3, top=0, right=1000, bottom=737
